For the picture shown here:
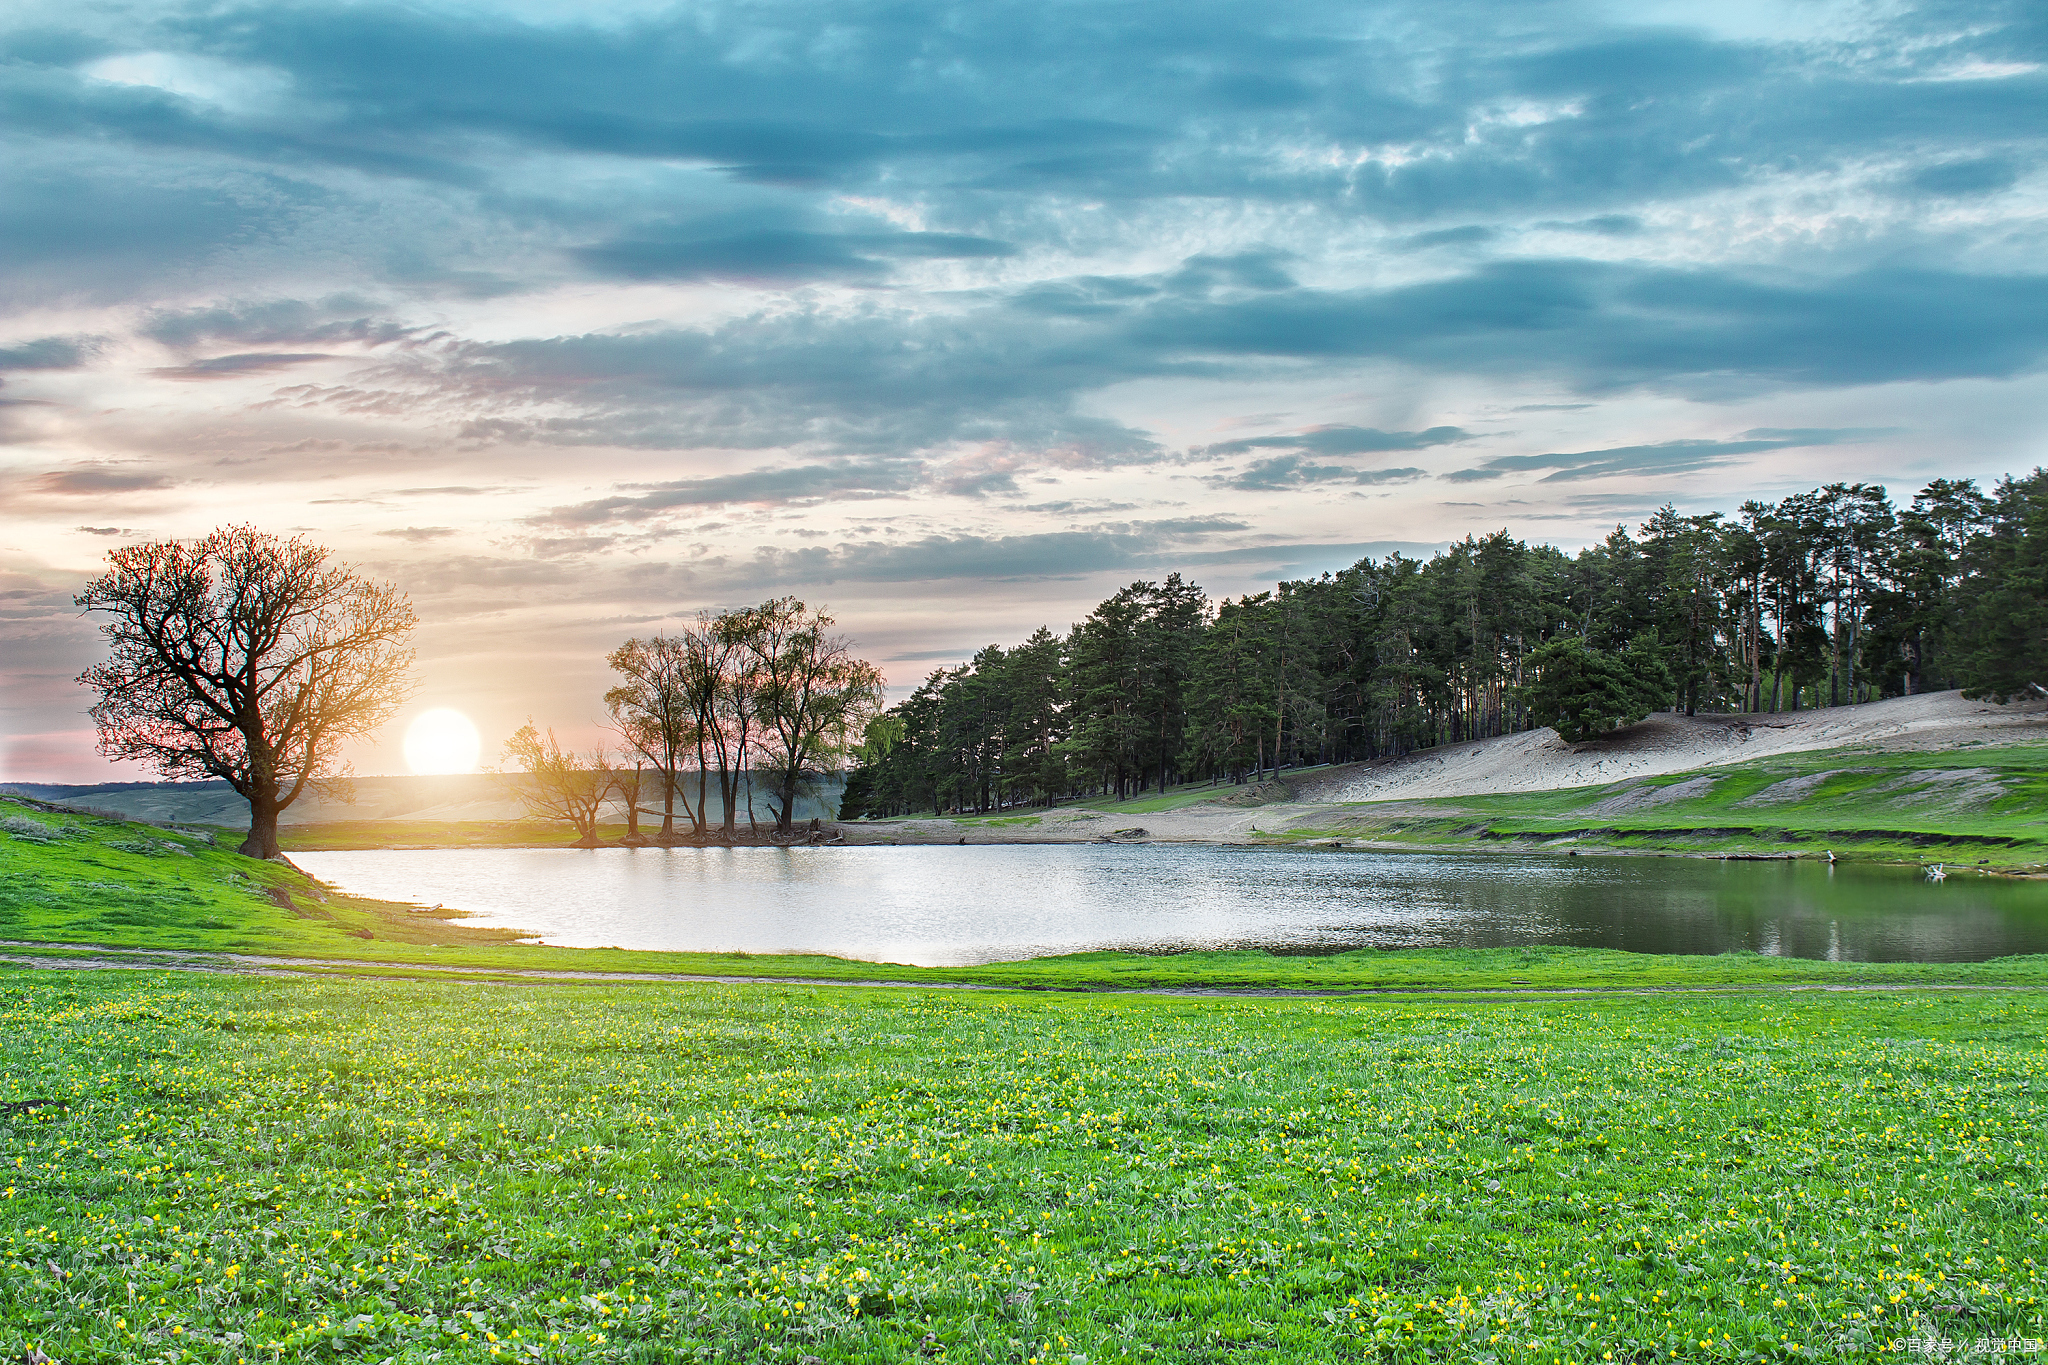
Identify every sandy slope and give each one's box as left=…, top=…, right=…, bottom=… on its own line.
left=847, top=690, right=2048, bottom=846
left=1312, top=689, right=2048, bottom=804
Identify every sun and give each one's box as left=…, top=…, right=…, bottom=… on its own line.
left=403, top=708, right=482, bottom=775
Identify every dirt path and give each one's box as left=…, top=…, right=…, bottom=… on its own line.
left=0, top=939, right=2032, bottom=999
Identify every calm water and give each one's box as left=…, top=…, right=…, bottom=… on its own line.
left=291, top=844, right=2048, bottom=966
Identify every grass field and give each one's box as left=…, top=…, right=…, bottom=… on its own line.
left=1287, top=744, right=2048, bottom=870
left=1, top=968, right=2042, bottom=1364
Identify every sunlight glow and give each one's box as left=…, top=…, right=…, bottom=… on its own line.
left=403, top=708, right=482, bottom=775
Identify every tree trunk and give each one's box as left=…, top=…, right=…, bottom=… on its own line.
left=777, top=766, right=800, bottom=834
left=239, top=787, right=283, bottom=859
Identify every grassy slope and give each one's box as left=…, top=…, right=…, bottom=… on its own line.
left=1, top=969, right=2042, bottom=1364
left=1281, top=742, right=2048, bottom=869
left=7, top=794, right=2048, bottom=989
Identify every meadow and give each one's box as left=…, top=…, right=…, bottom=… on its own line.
left=1293, top=745, right=2048, bottom=869
left=1, top=968, right=2043, bottom=1364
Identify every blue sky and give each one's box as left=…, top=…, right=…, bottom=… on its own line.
left=3, top=0, right=2045, bottom=777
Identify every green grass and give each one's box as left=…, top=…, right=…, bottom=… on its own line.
left=0, top=800, right=530, bottom=955
left=8, top=795, right=2048, bottom=991
left=1297, top=744, right=2048, bottom=869
left=1, top=969, right=2042, bottom=1364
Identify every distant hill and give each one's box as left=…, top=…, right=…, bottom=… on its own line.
left=1, top=772, right=846, bottom=828
left=0, top=780, right=249, bottom=826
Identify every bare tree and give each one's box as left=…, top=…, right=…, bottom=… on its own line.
left=675, top=612, right=762, bottom=841
left=75, top=526, right=416, bottom=859
left=605, top=635, right=698, bottom=840
left=737, top=597, right=886, bottom=833
left=613, top=763, right=647, bottom=843
left=502, top=722, right=618, bottom=846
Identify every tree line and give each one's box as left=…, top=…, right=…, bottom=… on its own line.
left=505, top=597, right=884, bottom=842
left=844, top=471, right=2048, bottom=818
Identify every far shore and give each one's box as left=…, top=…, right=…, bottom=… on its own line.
left=25, top=689, right=2045, bottom=870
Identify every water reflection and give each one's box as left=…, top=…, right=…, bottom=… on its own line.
left=292, top=844, right=2048, bottom=967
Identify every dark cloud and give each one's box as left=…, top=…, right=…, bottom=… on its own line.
left=0, top=163, right=308, bottom=304
left=1401, top=226, right=1496, bottom=250
left=629, top=514, right=1255, bottom=587
left=141, top=298, right=419, bottom=348
left=0, top=336, right=99, bottom=370
left=1174, top=540, right=1446, bottom=576
left=1539, top=215, right=1644, bottom=236
left=1217, top=455, right=1428, bottom=491
left=1200, top=424, right=1471, bottom=457
left=1441, top=428, right=1894, bottom=484
left=1135, top=261, right=2048, bottom=393
left=537, top=459, right=927, bottom=524
left=149, top=352, right=335, bottom=380
left=353, top=247, right=2047, bottom=472
left=417, top=312, right=1179, bottom=459
left=1166, top=252, right=1298, bottom=293
left=28, top=467, right=173, bottom=494
left=753, top=528, right=1186, bottom=584
left=572, top=219, right=1015, bottom=284
left=1738, top=426, right=1902, bottom=443
left=1906, top=157, right=2020, bottom=197
left=389, top=485, right=523, bottom=496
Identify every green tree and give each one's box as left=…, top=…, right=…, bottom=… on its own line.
left=1953, top=469, right=2048, bottom=702
left=1521, top=637, right=1668, bottom=744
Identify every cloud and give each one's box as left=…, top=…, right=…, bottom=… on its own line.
left=1906, top=158, right=2020, bottom=197
left=0, top=162, right=307, bottom=304
left=376, top=526, right=458, bottom=542
left=389, top=485, right=521, bottom=496
left=141, top=298, right=419, bottom=348
left=28, top=467, right=174, bottom=494
left=0, top=336, right=100, bottom=370
left=1441, top=427, right=1897, bottom=484
left=1200, top=424, right=1472, bottom=457
left=1173, top=540, right=1447, bottom=576
left=1134, top=261, right=2048, bottom=394
left=1217, top=455, right=1428, bottom=491
left=536, top=459, right=927, bottom=524
left=1401, top=226, right=1496, bottom=250
left=650, top=515, right=1255, bottom=586
left=572, top=220, right=1015, bottom=284
left=1538, top=215, right=1644, bottom=236
left=414, top=312, right=1177, bottom=459
left=1165, top=252, right=1298, bottom=292
left=149, top=352, right=335, bottom=380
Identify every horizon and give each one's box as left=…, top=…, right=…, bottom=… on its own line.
left=5, top=0, right=2046, bottom=782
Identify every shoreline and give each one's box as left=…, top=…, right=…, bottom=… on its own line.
left=275, top=829, right=2027, bottom=874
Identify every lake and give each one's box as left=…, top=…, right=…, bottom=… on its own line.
left=290, top=844, right=2048, bottom=966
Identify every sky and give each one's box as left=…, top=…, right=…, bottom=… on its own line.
left=3, top=0, right=2045, bottom=781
